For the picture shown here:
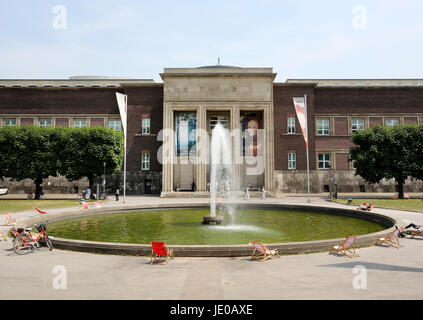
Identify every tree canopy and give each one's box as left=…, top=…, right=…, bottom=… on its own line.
left=349, top=124, right=423, bottom=199
left=0, top=126, right=124, bottom=198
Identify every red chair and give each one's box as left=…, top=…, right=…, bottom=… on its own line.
left=151, top=242, right=174, bottom=264
left=249, top=242, right=280, bottom=261
left=34, top=206, right=48, bottom=215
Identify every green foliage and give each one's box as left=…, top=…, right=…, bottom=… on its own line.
left=350, top=124, right=423, bottom=199
left=59, top=127, right=124, bottom=186
left=0, top=126, right=124, bottom=193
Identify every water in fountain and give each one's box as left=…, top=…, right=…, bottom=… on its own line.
left=210, top=124, right=232, bottom=219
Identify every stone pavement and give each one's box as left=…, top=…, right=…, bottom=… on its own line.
left=0, top=196, right=422, bottom=300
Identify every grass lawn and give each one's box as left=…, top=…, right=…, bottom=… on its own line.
left=0, top=200, right=91, bottom=214
left=331, top=198, right=423, bottom=212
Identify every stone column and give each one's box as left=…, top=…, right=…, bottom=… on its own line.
left=195, top=106, right=208, bottom=191
left=161, top=104, right=174, bottom=193
left=264, top=104, right=275, bottom=192
left=231, top=106, right=241, bottom=191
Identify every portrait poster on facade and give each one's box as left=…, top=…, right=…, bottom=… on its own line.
left=240, top=113, right=263, bottom=157
left=175, top=112, right=197, bottom=156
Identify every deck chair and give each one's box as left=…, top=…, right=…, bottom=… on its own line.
left=410, top=229, right=423, bottom=239
left=329, top=235, right=358, bottom=258
left=0, top=232, right=7, bottom=241
left=91, top=202, right=101, bottom=208
left=1, top=214, right=17, bottom=226
left=34, top=206, right=48, bottom=215
left=249, top=242, right=280, bottom=262
left=375, top=229, right=402, bottom=248
left=81, top=202, right=89, bottom=210
left=151, top=242, right=174, bottom=264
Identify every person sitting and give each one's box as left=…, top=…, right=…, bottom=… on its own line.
left=27, top=192, right=33, bottom=200
left=356, top=202, right=374, bottom=211
left=401, top=223, right=423, bottom=238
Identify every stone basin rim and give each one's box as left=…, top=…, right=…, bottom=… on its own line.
left=18, top=203, right=398, bottom=257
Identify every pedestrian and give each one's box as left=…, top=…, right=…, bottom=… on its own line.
left=245, top=186, right=250, bottom=200
left=86, top=187, right=91, bottom=200
left=115, top=188, right=120, bottom=201
left=262, top=186, right=266, bottom=200
left=191, top=181, right=196, bottom=192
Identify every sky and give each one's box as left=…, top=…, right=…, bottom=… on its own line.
left=1, top=0, right=423, bottom=82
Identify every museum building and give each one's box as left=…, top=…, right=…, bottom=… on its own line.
left=1, top=64, right=422, bottom=196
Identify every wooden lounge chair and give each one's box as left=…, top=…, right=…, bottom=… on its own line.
left=1, top=214, right=17, bottom=226
left=151, top=242, right=174, bottom=264
left=34, top=206, right=48, bottom=215
left=329, top=235, right=359, bottom=258
left=249, top=242, right=280, bottom=262
left=375, top=229, right=402, bottom=248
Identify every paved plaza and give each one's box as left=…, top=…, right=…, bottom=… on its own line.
left=1, top=196, right=422, bottom=300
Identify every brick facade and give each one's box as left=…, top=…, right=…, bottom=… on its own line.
left=1, top=78, right=422, bottom=195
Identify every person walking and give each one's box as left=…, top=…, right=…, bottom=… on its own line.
left=86, top=187, right=91, bottom=200
left=115, top=188, right=120, bottom=201
left=261, top=186, right=266, bottom=200
left=245, top=186, right=250, bottom=200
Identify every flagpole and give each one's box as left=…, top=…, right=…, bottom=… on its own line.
left=123, top=95, right=127, bottom=204
left=305, top=94, right=311, bottom=203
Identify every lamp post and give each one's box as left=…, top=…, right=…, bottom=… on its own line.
left=103, top=162, right=106, bottom=199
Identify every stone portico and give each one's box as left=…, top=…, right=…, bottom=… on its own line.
left=160, top=65, right=276, bottom=197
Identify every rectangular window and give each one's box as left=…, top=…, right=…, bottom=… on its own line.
left=287, top=117, right=296, bottom=134
left=351, top=119, right=364, bottom=133
left=141, top=153, right=150, bottom=171
left=108, top=119, right=121, bottom=131
left=3, top=118, right=17, bottom=126
left=74, top=119, right=87, bottom=128
left=142, top=118, right=151, bottom=134
left=288, top=152, right=296, bottom=170
left=386, top=119, right=399, bottom=127
left=209, top=115, right=228, bottom=130
left=317, top=119, right=330, bottom=135
left=38, top=119, right=52, bottom=127
left=318, top=153, right=331, bottom=169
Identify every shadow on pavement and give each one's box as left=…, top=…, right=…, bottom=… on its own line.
left=318, top=261, right=423, bottom=273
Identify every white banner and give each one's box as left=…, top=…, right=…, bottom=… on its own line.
left=116, top=92, right=127, bottom=137
left=292, top=97, right=308, bottom=148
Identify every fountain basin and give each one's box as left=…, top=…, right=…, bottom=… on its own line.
left=27, top=203, right=398, bottom=257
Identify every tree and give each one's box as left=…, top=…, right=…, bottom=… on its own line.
left=59, top=127, right=124, bottom=190
left=0, top=126, right=62, bottom=199
left=350, top=124, right=422, bottom=199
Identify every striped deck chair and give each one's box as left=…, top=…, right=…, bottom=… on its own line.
left=81, top=202, right=89, bottom=210
left=1, top=214, right=17, bottom=226
left=375, top=229, right=402, bottom=248
left=249, top=242, right=280, bottom=262
left=150, top=242, right=174, bottom=264
left=34, top=206, right=48, bottom=215
left=91, top=202, right=101, bottom=208
left=329, top=235, right=358, bottom=258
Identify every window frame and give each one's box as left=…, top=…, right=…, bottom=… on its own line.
left=73, top=119, right=87, bottom=128
left=287, top=117, right=296, bottom=134
left=141, top=153, right=150, bottom=171
left=318, top=153, right=332, bottom=170
left=385, top=118, right=399, bottom=127
left=288, top=152, right=296, bottom=170
left=316, top=119, right=330, bottom=135
left=108, top=119, right=122, bottom=131
left=351, top=119, right=365, bottom=133
left=142, top=118, right=151, bottom=134
left=3, top=118, right=17, bottom=126
left=38, top=118, right=52, bottom=127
